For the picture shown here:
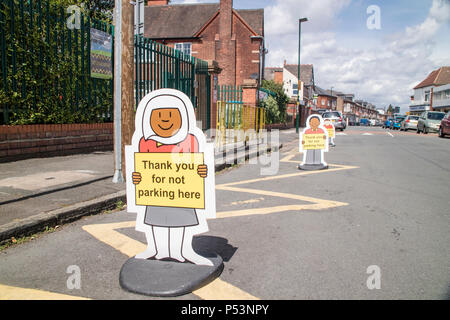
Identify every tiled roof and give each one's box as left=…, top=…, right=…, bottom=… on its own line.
left=144, top=4, right=264, bottom=39
left=413, top=66, right=450, bottom=89
left=284, top=64, right=314, bottom=86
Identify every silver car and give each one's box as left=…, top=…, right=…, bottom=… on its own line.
left=322, top=111, right=346, bottom=131
left=417, top=111, right=446, bottom=134
left=400, top=115, right=419, bottom=131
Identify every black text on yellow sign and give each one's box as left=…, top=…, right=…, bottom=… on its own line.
left=134, top=153, right=205, bottom=209
left=302, top=133, right=326, bottom=150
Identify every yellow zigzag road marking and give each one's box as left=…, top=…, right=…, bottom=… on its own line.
left=82, top=222, right=259, bottom=300
left=216, top=186, right=348, bottom=218
left=0, top=284, right=89, bottom=300
left=216, top=164, right=359, bottom=188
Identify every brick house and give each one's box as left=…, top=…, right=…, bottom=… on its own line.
left=144, top=0, right=265, bottom=87
left=264, top=67, right=283, bottom=84
left=409, top=66, right=450, bottom=115
left=281, top=63, right=315, bottom=105
left=312, top=86, right=337, bottom=111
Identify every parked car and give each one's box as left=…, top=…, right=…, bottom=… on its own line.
left=417, top=111, right=446, bottom=134
left=400, top=115, right=419, bottom=131
left=375, top=120, right=383, bottom=126
left=322, top=111, right=346, bottom=131
left=383, top=118, right=393, bottom=129
left=369, top=119, right=376, bottom=126
left=439, top=111, right=450, bottom=138
left=360, top=118, right=369, bottom=126
left=390, top=115, right=406, bottom=130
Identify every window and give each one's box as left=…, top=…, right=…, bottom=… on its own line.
left=321, top=100, right=325, bottom=105
left=293, top=84, right=298, bottom=90
left=175, top=43, right=191, bottom=56
left=424, top=90, right=430, bottom=102
left=293, top=90, right=298, bottom=95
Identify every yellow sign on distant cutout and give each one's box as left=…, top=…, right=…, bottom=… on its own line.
left=302, top=133, right=326, bottom=150
left=326, top=127, right=335, bottom=138
left=134, top=152, right=205, bottom=209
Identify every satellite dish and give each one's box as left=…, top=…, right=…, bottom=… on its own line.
left=250, top=73, right=258, bottom=80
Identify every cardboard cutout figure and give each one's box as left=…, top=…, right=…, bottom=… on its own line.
left=299, top=114, right=329, bottom=170
left=323, top=119, right=336, bottom=147
left=125, top=89, right=216, bottom=266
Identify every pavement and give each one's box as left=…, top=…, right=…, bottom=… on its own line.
left=1, top=126, right=449, bottom=300
left=0, top=134, right=284, bottom=244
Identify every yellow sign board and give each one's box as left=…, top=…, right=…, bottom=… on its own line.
left=326, top=127, right=334, bottom=138
left=134, top=152, right=205, bottom=209
left=302, top=133, right=326, bottom=150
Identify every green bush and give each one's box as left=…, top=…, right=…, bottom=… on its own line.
left=259, top=80, right=289, bottom=124
left=0, top=0, right=113, bottom=125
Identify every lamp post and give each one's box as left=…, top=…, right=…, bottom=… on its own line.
left=330, top=86, right=333, bottom=110
left=296, top=17, right=308, bottom=133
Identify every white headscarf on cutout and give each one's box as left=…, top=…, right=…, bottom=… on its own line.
left=141, top=93, right=193, bottom=145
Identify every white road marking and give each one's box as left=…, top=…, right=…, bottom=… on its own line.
left=387, top=132, right=394, bottom=137
left=362, top=133, right=373, bottom=136
left=336, top=132, right=347, bottom=136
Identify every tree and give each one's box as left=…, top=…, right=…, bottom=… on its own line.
left=386, top=104, right=394, bottom=114
left=260, top=96, right=280, bottom=124
left=54, top=0, right=114, bottom=22
left=260, top=80, right=289, bottom=123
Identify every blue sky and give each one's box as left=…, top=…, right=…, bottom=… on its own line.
left=172, top=0, right=450, bottom=111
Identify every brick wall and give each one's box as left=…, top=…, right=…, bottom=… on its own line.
left=161, top=0, right=263, bottom=87
left=0, top=123, right=113, bottom=162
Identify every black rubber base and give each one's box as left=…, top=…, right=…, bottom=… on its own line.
left=119, top=253, right=224, bottom=297
left=298, top=163, right=329, bottom=171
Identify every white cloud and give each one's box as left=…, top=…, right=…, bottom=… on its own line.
left=265, top=0, right=450, bottom=111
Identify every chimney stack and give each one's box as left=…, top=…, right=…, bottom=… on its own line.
left=219, top=0, right=233, bottom=39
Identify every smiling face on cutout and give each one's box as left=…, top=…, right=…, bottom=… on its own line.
left=150, top=108, right=182, bottom=138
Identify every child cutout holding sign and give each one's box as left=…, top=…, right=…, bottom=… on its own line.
left=299, top=114, right=329, bottom=170
left=125, top=89, right=216, bottom=266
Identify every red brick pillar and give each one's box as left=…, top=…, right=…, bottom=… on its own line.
left=242, top=79, right=258, bottom=106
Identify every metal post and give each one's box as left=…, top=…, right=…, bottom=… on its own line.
left=112, top=0, right=123, bottom=183
left=296, top=18, right=308, bottom=133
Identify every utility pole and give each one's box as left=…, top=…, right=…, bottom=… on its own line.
left=296, top=17, right=308, bottom=133
left=112, top=0, right=123, bottom=183
left=121, top=0, right=135, bottom=179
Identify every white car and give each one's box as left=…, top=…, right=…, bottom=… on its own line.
left=400, top=115, right=419, bottom=131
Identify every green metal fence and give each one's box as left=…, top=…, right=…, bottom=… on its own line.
left=134, top=35, right=212, bottom=130
left=0, top=0, right=113, bottom=125
left=217, top=84, right=243, bottom=104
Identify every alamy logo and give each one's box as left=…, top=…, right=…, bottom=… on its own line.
left=366, top=265, right=381, bottom=290
left=66, top=265, right=81, bottom=290
left=66, top=4, right=82, bottom=30
left=367, top=5, right=381, bottom=30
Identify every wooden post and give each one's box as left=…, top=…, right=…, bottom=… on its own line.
left=121, top=1, right=135, bottom=179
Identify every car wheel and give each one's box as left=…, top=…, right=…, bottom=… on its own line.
left=424, top=126, right=428, bottom=134
left=417, top=127, right=420, bottom=134
left=439, top=127, right=444, bottom=138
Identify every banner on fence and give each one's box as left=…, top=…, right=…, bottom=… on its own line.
left=90, top=28, right=112, bottom=79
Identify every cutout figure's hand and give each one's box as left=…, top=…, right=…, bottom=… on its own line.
left=197, top=164, right=208, bottom=178
left=323, top=135, right=326, bottom=140
left=302, top=140, right=305, bottom=144
left=132, top=172, right=142, bottom=184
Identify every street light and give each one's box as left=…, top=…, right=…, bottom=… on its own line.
left=296, top=17, right=308, bottom=133
left=330, top=86, right=333, bottom=110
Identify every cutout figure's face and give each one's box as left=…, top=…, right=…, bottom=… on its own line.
left=310, top=117, right=320, bottom=130
left=150, top=108, right=182, bottom=138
